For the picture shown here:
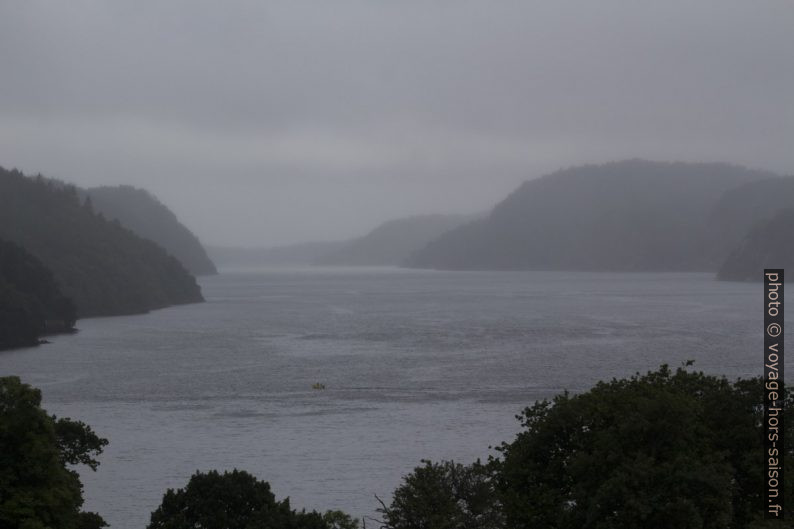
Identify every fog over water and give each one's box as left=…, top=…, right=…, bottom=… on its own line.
left=0, top=270, right=778, bottom=528
left=1, top=1, right=793, bottom=246
left=2, top=1, right=794, bottom=527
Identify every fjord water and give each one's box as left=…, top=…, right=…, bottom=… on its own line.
left=0, top=269, right=767, bottom=528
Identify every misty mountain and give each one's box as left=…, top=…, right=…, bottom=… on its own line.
left=718, top=208, right=794, bottom=282
left=708, top=176, right=794, bottom=259
left=84, top=186, right=217, bottom=276
left=0, top=238, right=76, bottom=350
left=407, top=160, right=776, bottom=271
left=316, top=214, right=478, bottom=266
left=0, top=167, right=203, bottom=317
left=208, top=241, right=347, bottom=269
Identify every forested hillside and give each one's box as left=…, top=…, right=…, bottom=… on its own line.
left=718, top=208, right=794, bottom=281
left=0, top=239, right=76, bottom=349
left=407, top=160, right=775, bottom=271
left=85, top=186, right=217, bottom=275
left=708, top=176, right=794, bottom=260
left=0, top=167, right=203, bottom=317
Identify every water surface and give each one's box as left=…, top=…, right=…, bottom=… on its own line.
left=0, top=269, right=772, bottom=528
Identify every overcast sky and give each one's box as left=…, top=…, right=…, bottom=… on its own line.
left=1, top=1, right=792, bottom=246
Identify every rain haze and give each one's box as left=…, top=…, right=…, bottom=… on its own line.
left=3, top=3, right=794, bottom=527
left=1, top=0, right=792, bottom=246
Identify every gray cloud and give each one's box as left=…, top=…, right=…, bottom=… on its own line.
left=1, top=0, right=792, bottom=245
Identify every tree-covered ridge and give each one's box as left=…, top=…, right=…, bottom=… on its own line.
left=0, top=239, right=76, bottom=350
left=407, top=160, right=777, bottom=271
left=709, top=176, right=794, bottom=237
left=718, top=208, right=794, bottom=282
left=0, top=166, right=203, bottom=317
left=709, top=176, right=794, bottom=281
left=85, top=185, right=217, bottom=276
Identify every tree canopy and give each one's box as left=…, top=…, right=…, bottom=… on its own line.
left=494, top=365, right=793, bottom=529
left=147, top=469, right=358, bottom=529
left=0, top=376, right=108, bottom=529
left=377, top=366, right=792, bottom=529
left=377, top=460, right=503, bottom=529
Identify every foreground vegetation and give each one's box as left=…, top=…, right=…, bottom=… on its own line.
left=0, top=377, right=107, bottom=529
left=147, top=470, right=357, bottom=529
left=1, top=366, right=791, bottom=528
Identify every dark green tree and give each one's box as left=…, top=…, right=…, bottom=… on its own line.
left=321, top=510, right=360, bottom=529
left=147, top=469, right=357, bottom=529
left=0, top=376, right=108, bottom=529
left=377, top=460, right=503, bottom=529
left=493, top=365, right=793, bottom=529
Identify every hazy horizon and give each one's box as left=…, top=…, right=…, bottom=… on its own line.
left=0, top=4, right=791, bottom=525
left=1, top=1, right=792, bottom=246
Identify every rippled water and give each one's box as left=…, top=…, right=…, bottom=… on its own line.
left=0, top=268, right=774, bottom=528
